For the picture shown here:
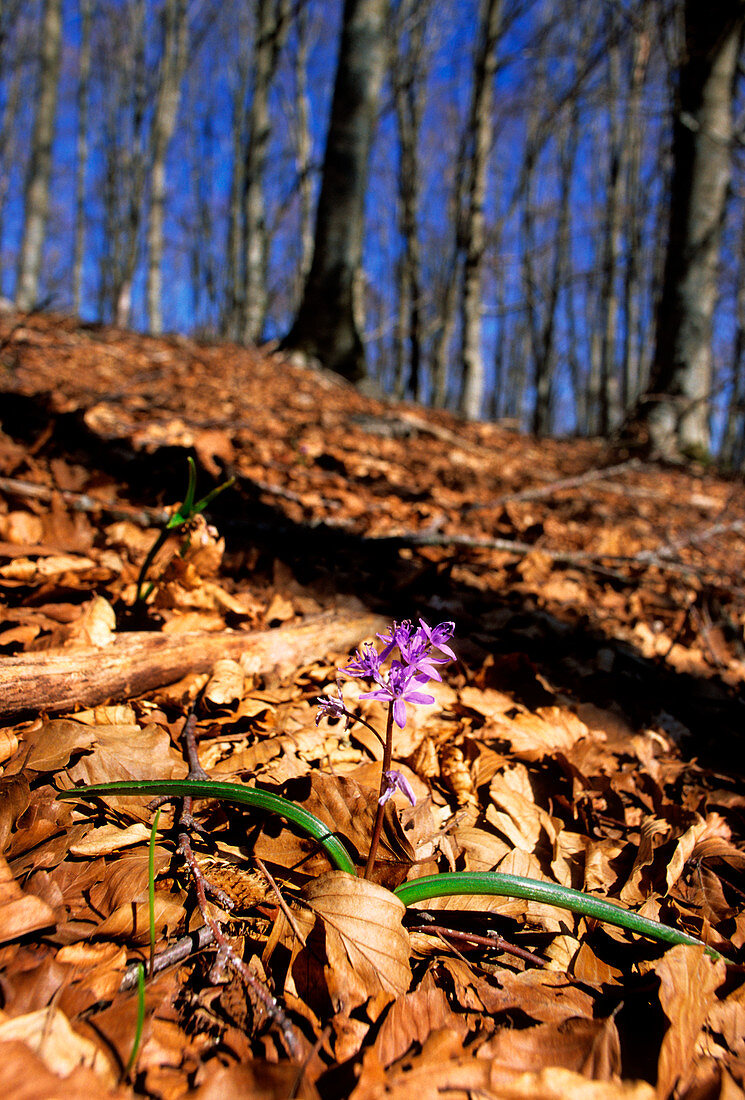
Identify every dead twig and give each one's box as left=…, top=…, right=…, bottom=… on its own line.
left=466, top=458, right=642, bottom=511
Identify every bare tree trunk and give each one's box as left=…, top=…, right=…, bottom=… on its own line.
left=459, top=0, right=503, bottom=420
left=15, top=0, right=62, bottom=311
left=72, top=0, right=92, bottom=317
left=597, top=28, right=624, bottom=435
left=721, top=211, right=745, bottom=467
left=146, top=0, right=189, bottom=335
left=0, top=15, right=23, bottom=280
left=282, top=0, right=388, bottom=382
left=620, top=22, right=650, bottom=413
left=293, top=3, right=314, bottom=295
left=224, top=50, right=248, bottom=340
left=430, top=134, right=467, bottom=409
left=241, top=0, right=290, bottom=344
left=634, top=0, right=745, bottom=460
left=114, top=0, right=147, bottom=328
left=391, top=0, right=428, bottom=401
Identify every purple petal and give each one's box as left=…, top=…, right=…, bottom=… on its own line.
left=392, top=698, right=408, bottom=728
left=380, top=769, right=417, bottom=806
left=402, top=690, right=435, bottom=706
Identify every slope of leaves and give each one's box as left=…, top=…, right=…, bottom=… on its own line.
left=0, top=309, right=744, bottom=1099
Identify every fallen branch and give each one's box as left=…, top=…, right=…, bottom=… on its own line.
left=465, top=459, right=642, bottom=510
left=0, top=609, right=385, bottom=719
left=0, top=475, right=170, bottom=527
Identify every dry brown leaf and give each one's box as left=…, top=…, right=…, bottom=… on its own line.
left=0, top=1007, right=116, bottom=1086
left=484, top=1065, right=655, bottom=1100
left=372, top=970, right=468, bottom=1067
left=301, top=871, right=411, bottom=1013
left=204, top=658, right=244, bottom=709
left=66, top=721, right=187, bottom=809
left=478, top=1015, right=621, bottom=1079
left=64, top=596, right=116, bottom=648
left=654, top=945, right=725, bottom=1099
left=0, top=1039, right=124, bottom=1099
left=350, top=1028, right=490, bottom=1100
left=0, top=853, right=56, bottom=943
left=487, top=763, right=561, bottom=853
left=190, top=1058, right=320, bottom=1099
left=68, top=822, right=152, bottom=856
left=5, top=719, right=97, bottom=775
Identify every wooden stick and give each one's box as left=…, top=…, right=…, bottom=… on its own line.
left=0, top=609, right=385, bottom=720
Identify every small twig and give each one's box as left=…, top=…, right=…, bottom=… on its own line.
left=409, top=919, right=545, bottom=967
left=0, top=474, right=170, bottom=527
left=254, top=856, right=307, bottom=948
left=121, top=926, right=216, bottom=989
left=158, top=704, right=304, bottom=1057
left=465, top=459, right=642, bottom=511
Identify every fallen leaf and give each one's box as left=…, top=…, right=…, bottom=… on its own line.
left=301, top=871, right=411, bottom=1013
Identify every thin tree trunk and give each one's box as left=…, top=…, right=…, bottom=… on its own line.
left=224, top=54, right=248, bottom=340
left=391, top=0, right=427, bottom=401
left=73, top=0, right=92, bottom=316
left=146, top=0, right=189, bottom=335
left=620, top=22, right=650, bottom=412
left=114, top=0, right=147, bottom=328
left=241, top=0, right=290, bottom=344
left=597, top=30, right=624, bottom=435
left=15, top=0, right=62, bottom=311
left=459, top=0, right=503, bottom=420
left=293, top=4, right=314, bottom=293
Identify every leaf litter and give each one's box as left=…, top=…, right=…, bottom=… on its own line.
left=0, top=310, right=744, bottom=1097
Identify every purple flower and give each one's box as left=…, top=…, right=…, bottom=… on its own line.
left=315, top=682, right=349, bottom=727
left=359, top=662, right=434, bottom=728
left=379, top=769, right=416, bottom=806
left=340, top=641, right=382, bottom=679
left=416, top=619, right=456, bottom=661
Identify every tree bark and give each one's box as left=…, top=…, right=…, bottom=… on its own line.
left=281, top=0, right=387, bottom=382
left=634, top=0, right=745, bottom=460
left=458, top=0, right=503, bottom=420
left=0, top=611, right=385, bottom=720
left=15, top=0, right=62, bottom=312
left=391, top=0, right=428, bottom=402
left=146, top=0, right=189, bottom=335
left=241, top=0, right=290, bottom=344
left=72, top=0, right=92, bottom=317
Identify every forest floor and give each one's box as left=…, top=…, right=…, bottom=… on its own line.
left=1, top=308, right=745, bottom=1099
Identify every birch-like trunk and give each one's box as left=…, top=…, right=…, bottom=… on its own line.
left=146, top=0, right=188, bottom=335
left=458, top=0, right=503, bottom=420
left=15, top=0, right=62, bottom=312
left=114, top=0, right=147, bottom=329
left=241, top=0, right=289, bottom=344
left=73, top=0, right=92, bottom=316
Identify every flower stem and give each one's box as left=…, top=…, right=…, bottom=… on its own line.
left=364, top=703, right=395, bottom=879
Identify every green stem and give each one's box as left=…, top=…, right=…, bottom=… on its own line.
left=59, top=781, right=731, bottom=962
left=124, top=962, right=146, bottom=1079
left=59, top=779, right=357, bottom=875
left=393, top=872, right=725, bottom=961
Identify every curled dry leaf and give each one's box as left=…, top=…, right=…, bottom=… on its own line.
left=204, top=658, right=245, bottom=710
left=0, top=1007, right=116, bottom=1087
left=0, top=853, right=56, bottom=944
left=301, top=871, right=411, bottom=1014
left=653, top=945, right=725, bottom=1100
left=64, top=595, right=116, bottom=648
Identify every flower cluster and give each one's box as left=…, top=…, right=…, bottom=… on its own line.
left=341, top=618, right=455, bottom=730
